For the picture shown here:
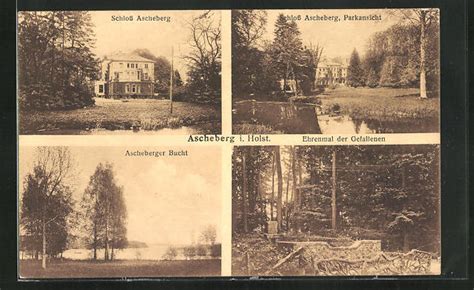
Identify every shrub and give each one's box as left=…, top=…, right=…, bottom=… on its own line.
left=195, top=244, right=207, bottom=256
left=183, top=246, right=196, bottom=260
left=19, top=83, right=94, bottom=111
left=210, top=244, right=221, bottom=258
left=162, top=246, right=178, bottom=260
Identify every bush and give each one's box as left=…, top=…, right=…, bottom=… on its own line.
left=19, top=83, right=94, bottom=111
left=170, top=86, right=188, bottom=102
left=210, top=244, right=221, bottom=258
left=183, top=246, right=196, bottom=260
left=162, top=246, right=178, bottom=260
left=195, top=244, right=207, bottom=256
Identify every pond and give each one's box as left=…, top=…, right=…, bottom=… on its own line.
left=233, top=100, right=439, bottom=134
left=33, top=125, right=203, bottom=135
left=233, top=100, right=321, bottom=134
left=59, top=244, right=212, bottom=261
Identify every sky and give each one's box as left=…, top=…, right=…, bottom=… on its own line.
left=90, top=10, right=221, bottom=80
left=261, top=9, right=400, bottom=60
left=19, top=146, right=222, bottom=246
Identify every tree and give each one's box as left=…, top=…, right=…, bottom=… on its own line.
left=185, top=11, right=221, bottom=102
left=200, top=224, right=217, bottom=245
left=389, top=9, right=439, bottom=98
left=275, top=147, right=283, bottom=230
left=20, top=147, right=74, bottom=269
left=302, top=43, right=324, bottom=92
left=232, top=10, right=268, bottom=97
left=162, top=246, right=178, bottom=260
left=232, top=146, right=273, bottom=234
left=18, top=12, right=99, bottom=110
left=133, top=49, right=183, bottom=94
left=81, top=163, right=127, bottom=261
left=347, top=49, right=364, bottom=87
left=271, top=14, right=304, bottom=94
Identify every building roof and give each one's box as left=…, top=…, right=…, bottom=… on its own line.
left=104, top=52, right=154, bottom=63
left=318, top=61, right=348, bottom=68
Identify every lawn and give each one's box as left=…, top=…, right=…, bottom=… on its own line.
left=20, top=98, right=221, bottom=134
left=19, top=259, right=221, bottom=278
left=318, top=87, right=440, bottom=121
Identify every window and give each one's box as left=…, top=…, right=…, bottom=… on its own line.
left=114, top=72, right=119, bottom=80
left=145, top=64, right=148, bottom=68
left=98, top=85, right=104, bottom=93
left=137, top=85, right=141, bottom=93
left=137, top=71, right=141, bottom=80
left=132, top=85, right=136, bottom=93
left=144, top=73, right=148, bottom=80
left=125, top=84, right=130, bottom=93
left=127, top=63, right=130, bottom=68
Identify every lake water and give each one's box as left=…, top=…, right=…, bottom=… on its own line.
left=234, top=100, right=438, bottom=134
left=35, top=126, right=199, bottom=135
left=62, top=244, right=185, bottom=260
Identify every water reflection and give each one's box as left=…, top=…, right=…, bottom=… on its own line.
left=34, top=126, right=200, bottom=135
left=234, top=100, right=438, bottom=134
left=233, top=100, right=321, bottom=134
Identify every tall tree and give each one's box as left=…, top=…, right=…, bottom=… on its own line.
left=20, top=147, right=74, bottom=269
left=185, top=11, right=221, bottom=102
left=81, top=163, right=127, bottom=261
left=275, top=147, right=283, bottom=230
left=347, top=48, right=364, bottom=87
left=271, top=14, right=304, bottom=94
left=18, top=12, right=98, bottom=110
left=231, top=10, right=268, bottom=96
left=395, top=9, right=439, bottom=98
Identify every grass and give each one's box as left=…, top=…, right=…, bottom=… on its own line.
left=318, top=87, right=440, bottom=121
left=20, top=98, right=221, bottom=134
left=19, top=259, right=221, bottom=278
left=232, top=123, right=283, bottom=134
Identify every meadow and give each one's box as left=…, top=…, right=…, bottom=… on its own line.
left=19, top=259, right=221, bottom=278
left=318, top=87, right=440, bottom=122
left=20, top=98, right=221, bottom=134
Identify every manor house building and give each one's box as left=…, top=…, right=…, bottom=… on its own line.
left=95, top=52, right=155, bottom=98
left=315, top=61, right=348, bottom=86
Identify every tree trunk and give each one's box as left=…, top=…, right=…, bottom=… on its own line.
left=93, top=222, right=97, bottom=260
left=42, top=221, right=46, bottom=269
left=291, top=147, right=298, bottom=232
left=419, top=10, right=428, bottom=99
left=403, top=230, right=410, bottom=252
left=105, top=216, right=109, bottom=261
left=331, top=150, right=337, bottom=231
left=296, top=159, right=303, bottom=232
left=271, top=152, right=275, bottom=221
left=285, top=155, right=291, bottom=230
left=275, top=147, right=283, bottom=231
left=242, top=149, right=248, bottom=233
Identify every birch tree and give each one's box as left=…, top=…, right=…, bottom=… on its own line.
left=20, top=147, right=74, bottom=269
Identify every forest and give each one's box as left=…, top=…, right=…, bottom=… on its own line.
left=232, top=145, right=440, bottom=274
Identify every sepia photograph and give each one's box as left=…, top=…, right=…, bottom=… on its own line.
left=18, top=146, right=221, bottom=278
left=18, top=10, right=221, bottom=135
left=232, top=9, right=440, bottom=134
left=232, top=145, right=440, bottom=275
